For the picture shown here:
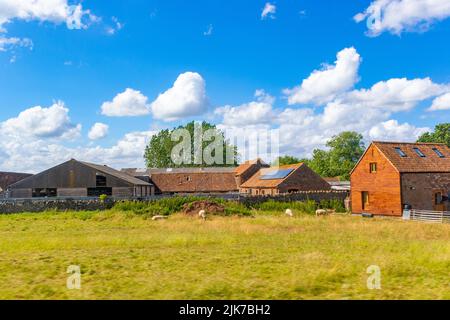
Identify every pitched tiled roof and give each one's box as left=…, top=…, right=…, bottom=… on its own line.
left=240, top=163, right=304, bottom=188
left=373, top=142, right=450, bottom=173
left=235, top=159, right=268, bottom=176
left=149, top=172, right=238, bottom=193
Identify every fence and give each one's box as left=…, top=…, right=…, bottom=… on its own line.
left=409, top=210, right=450, bottom=224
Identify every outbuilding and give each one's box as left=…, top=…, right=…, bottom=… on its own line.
left=351, top=142, right=450, bottom=216
left=239, top=163, right=331, bottom=196
left=7, top=159, right=154, bottom=198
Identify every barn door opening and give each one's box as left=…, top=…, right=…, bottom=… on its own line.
left=433, top=191, right=445, bottom=212
left=362, top=192, right=369, bottom=211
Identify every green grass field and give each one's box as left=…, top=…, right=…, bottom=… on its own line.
left=0, top=209, right=449, bottom=300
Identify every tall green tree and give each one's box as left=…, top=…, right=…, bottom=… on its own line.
left=309, top=131, right=365, bottom=180
left=144, top=121, right=239, bottom=168
left=273, top=155, right=307, bottom=166
left=417, top=123, right=450, bottom=147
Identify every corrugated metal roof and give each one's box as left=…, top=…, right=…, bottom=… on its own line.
left=79, top=161, right=152, bottom=186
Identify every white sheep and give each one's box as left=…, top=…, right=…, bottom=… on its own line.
left=315, top=209, right=336, bottom=217
left=152, top=215, right=168, bottom=221
left=199, top=210, right=207, bottom=221
left=285, top=209, right=293, bottom=217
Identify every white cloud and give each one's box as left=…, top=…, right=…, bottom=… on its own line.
left=284, top=47, right=362, bottom=105
left=106, top=16, right=124, bottom=35
left=355, top=0, right=450, bottom=36
left=215, top=47, right=448, bottom=161
left=0, top=0, right=96, bottom=52
left=215, top=90, right=275, bottom=126
left=203, top=24, right=213, bottom=36
left=428, top=92, right=450, bottom=111
left=261, top=2, right=276, bottom=20
left=88, top=123, right=109, bottom=140
left=150, top=72, right=209, bottom=122
left=0, top=36, right=32, bottom=51
left=101, top=88, right=150, bottom=117
left=368, top=120, right=430, bottom=142
left=0, top=0, right=97, bottom=31
left=343, top=77, right=448, bottom=111
left=0, top=101, right=81, bottom=140
left=0, top=128, right=156, bottom=173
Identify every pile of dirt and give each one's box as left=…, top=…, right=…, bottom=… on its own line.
left=182, top=201, right=226, bottom=216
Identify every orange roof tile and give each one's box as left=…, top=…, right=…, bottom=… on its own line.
left=373, top=142, right=450, bottom=173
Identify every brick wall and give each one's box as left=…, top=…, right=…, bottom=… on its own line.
left=402, top=172, right=450, bottom=211
left=351, top=144, right=402, bottom=216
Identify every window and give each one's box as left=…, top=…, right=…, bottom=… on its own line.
left=433, top=148, right=445, bottom=158
left=96, top=173, right=107, bottom=187
left=362, top=192, right=369, bottom=211
left=394, top=147, right=407, bottom=157
left=413, top=148, right=426, bottom=158
left=32, top=188, right=57, bottom=198
left=435, top=192, right=444, bottom=205
left=369, top=163, right=377, bottom=173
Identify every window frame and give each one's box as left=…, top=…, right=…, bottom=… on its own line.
left=394, top=147, right=407, bottom=158
left=432, top=148, right=445, bottom=158
left=369, top=162, right=377, bottom=173
left=413, top=147, right=426, bottom=158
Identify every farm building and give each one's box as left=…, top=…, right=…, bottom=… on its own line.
left=0, top=172, right=33, bottom=195
left=239, top=163, right=331, bottom=196
left=351, top=142, right=450, bottom=216
left=235, top=158, right=270, bottom=187
left=7, top=159, right=153, bottom=198
left=122, top=167, right=240, bottom=194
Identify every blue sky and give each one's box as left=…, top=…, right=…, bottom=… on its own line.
left=0, top=0, right=449, bottom=172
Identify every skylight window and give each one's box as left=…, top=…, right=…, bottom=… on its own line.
left=413, top=148, right=426, bottom=158
left=394, top=147, right=407, bottom=158
left=433, top=148, right=445, bottom=158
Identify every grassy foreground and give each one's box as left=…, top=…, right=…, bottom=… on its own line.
left=0, top=210, right=449, bottom=300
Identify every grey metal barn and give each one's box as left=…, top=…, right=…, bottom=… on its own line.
left=7, top=159, right=154, bottom=199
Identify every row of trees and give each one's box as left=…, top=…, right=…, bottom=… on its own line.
left=144, top=122, right=449, bottom=181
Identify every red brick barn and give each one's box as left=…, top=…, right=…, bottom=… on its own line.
left=351, top=142, right=450, bottom=216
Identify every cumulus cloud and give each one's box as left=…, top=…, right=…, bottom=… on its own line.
left=261, top=2, right=276, bottom=20
left=215, top=90, right=275, bottom=126
left=88, top=123, right=109, bottom=140
left=368, top=120, right=430, bottom=141
left=0, top=0, right=97, bottom=52
left=0, top=128, right=156, bottom=173
left=0, top=0, right=97, bottom=31
left=101, top=88, right=151, bottom=117
left=343, top=77, right=448, bottom=111
left=150, top=72, right=209, bottom=121
left=215, top=47, right=447, bottom=161
left=284, top=47, right=362, bottom=105
left=0, top=101, right=81, bottom=140
left=355, top=0, right=450, bottom=36
left=428, top=92, right=450, bottom=111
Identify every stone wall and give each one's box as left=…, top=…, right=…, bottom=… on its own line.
left=0, top=198, right=115, bottom=214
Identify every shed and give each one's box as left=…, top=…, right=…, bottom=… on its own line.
left=8, top=159, right=153, bottom=198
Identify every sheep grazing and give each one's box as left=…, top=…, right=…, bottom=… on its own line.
left=285, top=209, right=293, bottom=217
left=199, top=210, right=207, bottom=221
left=152, top=215, right=168, bottom=221
left=315, top=209, right=336, bottom=217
